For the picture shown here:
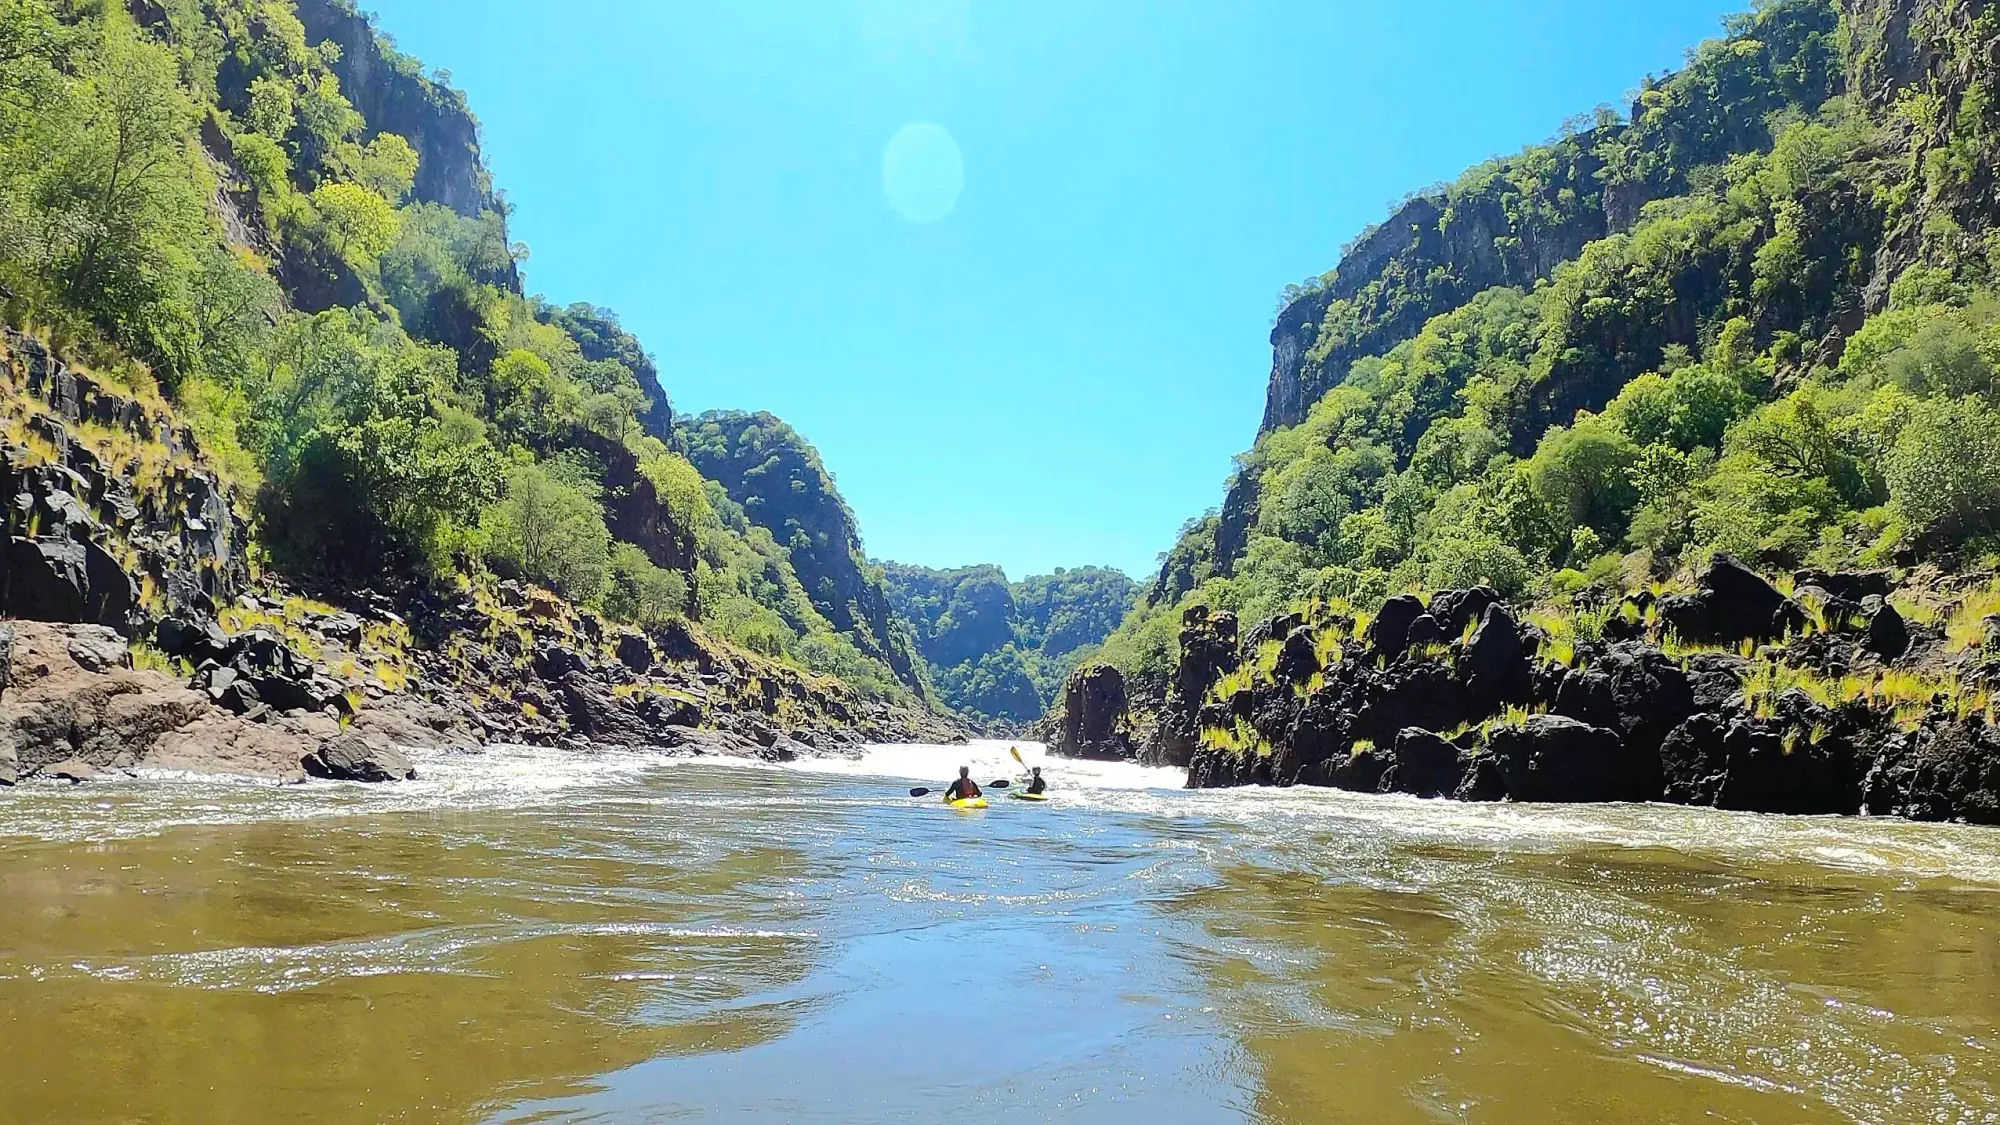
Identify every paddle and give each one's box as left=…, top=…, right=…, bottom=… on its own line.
left=908, top=781, right=1010, bottom=798
left=1011, top=745, right=1044, bottom=794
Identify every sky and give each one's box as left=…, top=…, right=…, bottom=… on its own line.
left=358, top=0, right=1750, bottom=581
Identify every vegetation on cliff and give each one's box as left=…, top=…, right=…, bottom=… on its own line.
left=880, top=562, right=1135, bottom=726
left=0, top=0, right=949, bottom=710
left=1102, top=0, right=2000, bottom=702
left=678, top=410, right=927, bottom=703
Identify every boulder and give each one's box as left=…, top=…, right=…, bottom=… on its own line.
left=533, top=644, right=591, bottom=681
left=302, top=735, right=416, bottom=782
left=199, top=629, right=339, bottom=714
left=1683, top=652, right=1749, bottom=712
left=554, top=672, right=659, bottom=747
left=1367, top=594, right=1426, bottom=660
left=1383, top=728, right=1463, bottom=798
left=1864, top=604, right=1911, bottom=661
left=1460, top=604, right=1530, bottom=709
left=1429, top=586, right=1502, bottom=637
left=1656, top=594, right=1712, bottom=645
left=155, top=614, right=227, bottom=664
left=4, top=536, right=135, bottom=629
left=1402, top=614, right=1447, bottom=651
left=1794, top=568, right=1892, bottom=603
left=1488, top=715, right=1652, bottom=803
left=1453, top=751, right=1508, bottom=802
left=615, top=632, right=655, bottom=674
left=1271, top=628, right=1321, bottom=685
left=45, top=756, right=97, bottom=783
left=1659, top=712, right=1729, bottom=806
left=63, top=625, right=129, bottom=673
left=1326, top=743, right=1390, bottom=793
left=1701, top=555, right=1787, bottom=643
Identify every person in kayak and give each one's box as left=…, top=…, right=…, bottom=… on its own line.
left=943, top=767, right=982, bottom=802
left=1025, top=767, right=1047, bottom=796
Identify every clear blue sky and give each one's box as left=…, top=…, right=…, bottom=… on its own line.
left=359, top=0, right=1748, bottom=581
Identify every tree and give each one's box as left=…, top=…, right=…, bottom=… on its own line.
left=1525, top=416, right=1641, bottom=541
left=604, top=543, right=688, bottom=625
left=1885, top=396, right=2000, bottom=544
left=346, top=133, right=419, bottom=201
left=482, top=461, right=613, bottom=601
left=308, top=181, right=399, bottom=262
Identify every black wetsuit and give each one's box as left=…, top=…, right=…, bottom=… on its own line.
left=944, top=778, right=982, bottom=801
left=1026, top=775, right=1047, bottom=795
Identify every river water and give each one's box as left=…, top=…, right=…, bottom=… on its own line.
left=1, top=740, right=1997, bottom=1124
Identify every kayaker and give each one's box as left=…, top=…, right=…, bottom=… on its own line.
left=1025, top=767, right=1047, bottom=796
left=943, top=767, right=982, bottom=803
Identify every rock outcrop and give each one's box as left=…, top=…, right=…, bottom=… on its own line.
left=1166, top=566, right=2000, bottom=824
left=1047, top=663, right=1135, bottom=761
left=0, top=621, right=356, bottom=783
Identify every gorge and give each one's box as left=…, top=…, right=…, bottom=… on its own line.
left=3, top=1, right=2000, bottom=1121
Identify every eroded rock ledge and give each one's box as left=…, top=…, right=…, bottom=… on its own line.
left=1049, top=556, right=2000, bottom=824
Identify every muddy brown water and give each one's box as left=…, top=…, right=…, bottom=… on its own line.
left=0, top=741, right=1996, bottom=1124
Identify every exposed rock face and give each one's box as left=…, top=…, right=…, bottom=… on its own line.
left=1157, top=556, right=1999, bottom=822
left=0, top=621, right=339, bottom=783
left=1383, top=728, right=1464, bottom=798
left=0, top=330, right=251, bottom=636
left=1489, top=715, right=1649, bottom=804
left=291, top=0, right=503, bottom=223
left=565, top=426, right=696, bottom=578
left=1551, top=642, right=1694, bottom=769
left=304, top=735, right=416, bottom=783
left=1862, top=720, right=2000, bottom=825
left=1048, top=663, right=1134, bottom=761
left=1142, top=607, right=1238, bottom=768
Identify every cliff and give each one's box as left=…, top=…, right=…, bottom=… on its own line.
left=0, top=0, right=971, bottom=782
left=678, top=411, right=928, bottom=700
left=1078, top=0, right=2000, bottom=824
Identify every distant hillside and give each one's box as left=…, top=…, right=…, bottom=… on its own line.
left=882, top=563, right=1135, bottom=727
left=678, top=410, right=929, bottom=700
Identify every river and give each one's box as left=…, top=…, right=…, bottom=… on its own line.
left=0, top=740, right=1996, bottom=1124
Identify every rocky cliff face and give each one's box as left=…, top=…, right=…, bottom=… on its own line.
left=290, top=0, right=501, bottom=222
left=0, top=336, right=959, bottom=787
left=1165, top=0, right=1848, bottom=600
left=1128, top=556, right=2000, bottom=824
left=0, top=331, right=249, bottom=631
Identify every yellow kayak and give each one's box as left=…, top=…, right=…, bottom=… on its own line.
left=946, top=797, right=988, bottom=810
left=1009, top=791, right=1051, bottom=802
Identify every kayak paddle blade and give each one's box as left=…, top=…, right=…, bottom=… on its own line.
left=990, top=779, right=1010, bottom=788
left=909, top=787, right=930, bottom=798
